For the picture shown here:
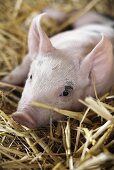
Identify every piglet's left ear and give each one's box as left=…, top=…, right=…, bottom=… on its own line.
left=81, top=34, right=113, bottom=85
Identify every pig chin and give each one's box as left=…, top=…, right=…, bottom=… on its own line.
left=12, top=107, right=63, bottom=129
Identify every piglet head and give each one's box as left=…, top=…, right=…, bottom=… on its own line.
left=12, top=14, right=113, bottom=128
left=12, top=13, right=73, bottom=128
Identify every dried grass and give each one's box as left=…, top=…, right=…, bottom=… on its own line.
left=0, top=0, right=114, bottom=169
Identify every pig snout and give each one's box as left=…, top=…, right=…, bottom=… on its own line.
left=12, top=111, right=38, bottom=129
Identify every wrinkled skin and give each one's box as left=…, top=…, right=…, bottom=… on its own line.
left=2, top=13, right=114, bottom=128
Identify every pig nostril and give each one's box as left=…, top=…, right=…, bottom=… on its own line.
left=12, top=112, right=38, bottom=129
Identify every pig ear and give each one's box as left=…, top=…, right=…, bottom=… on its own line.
left=80, top=34, right=113, bottom=85
left=28, top=13, right=55, bottom=56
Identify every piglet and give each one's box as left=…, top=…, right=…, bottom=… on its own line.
left=2, top=13, right=114, bottom=128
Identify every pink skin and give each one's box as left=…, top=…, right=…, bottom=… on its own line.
left=44, top=7, right=68, bottom=23
left=73, top=11, right=114, bottom=28
left=2, top=13, right=114, bottom=128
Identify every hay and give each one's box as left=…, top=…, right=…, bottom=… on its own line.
left=0, top=0, right=114, bottom=169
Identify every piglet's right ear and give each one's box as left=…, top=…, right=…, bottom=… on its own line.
left=28, top=13, right=55, bottom=57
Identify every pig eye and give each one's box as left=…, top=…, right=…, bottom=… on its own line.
left=62, top=90, right=69, bottom=96
left=30, top=75, right=32, bottom=79
left=60, top=85, right=73, bottom=97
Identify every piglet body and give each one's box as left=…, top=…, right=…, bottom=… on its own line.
left=2, top=13, right=114, bottom=128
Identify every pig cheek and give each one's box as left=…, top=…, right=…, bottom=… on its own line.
left=59, top=97, right=74, bottom=110
left=34, top=109, right=64, bottom=126
left=54, top=91, right=73, bottom=109
left=71, top=88, right=88, bottom=110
